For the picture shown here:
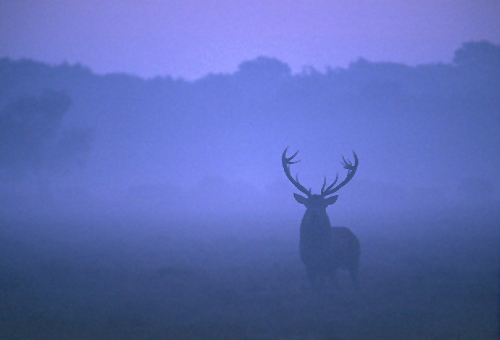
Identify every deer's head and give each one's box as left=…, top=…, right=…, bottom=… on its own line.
left=282, top=147, right=358, bottom=210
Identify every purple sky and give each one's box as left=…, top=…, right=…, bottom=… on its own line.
left=1, top=1, right=500, bottom=79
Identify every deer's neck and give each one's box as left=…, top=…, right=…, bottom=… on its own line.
left=300, top=208, right=331, bottom=241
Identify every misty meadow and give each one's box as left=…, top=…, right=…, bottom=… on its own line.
left=0, top=41, right=499, bottom=339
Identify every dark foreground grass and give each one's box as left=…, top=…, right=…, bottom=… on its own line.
left=0, top=210, right=498, bottom=339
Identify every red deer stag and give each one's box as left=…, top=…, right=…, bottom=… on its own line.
left=282, top=147, right=360, bottom=289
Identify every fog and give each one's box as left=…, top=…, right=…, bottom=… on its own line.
left=0, top=41, right=498, bottom=338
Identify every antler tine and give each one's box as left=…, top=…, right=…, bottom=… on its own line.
left=321, top=173, right=339, bottom=195
left=321, top=151, right=359, bottom=197
left=286, top=149, right=300, bottom=164
left=341, top=156, right=350, bottom=168
left=282, top=147, right=311, bottom=196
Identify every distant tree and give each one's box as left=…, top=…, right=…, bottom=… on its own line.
left=453, top=41, right=500, bottom=69
left=0, top=91, right=92, bottom=180
left=234, top=57, right=292, bottom=105
left=236, top=56, right=291, bottom=80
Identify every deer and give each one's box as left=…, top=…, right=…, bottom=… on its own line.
left=282, top=147, right=360, bottom=290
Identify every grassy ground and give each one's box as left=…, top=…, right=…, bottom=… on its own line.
left=0, top=209, right=498, bottom=339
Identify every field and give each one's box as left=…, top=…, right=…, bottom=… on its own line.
left=0, top=209, right=498, bottom=339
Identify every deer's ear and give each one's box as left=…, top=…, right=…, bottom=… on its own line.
left=293, top=193, right=308, bottom=205
left=325, top=195, right=338, bottom=206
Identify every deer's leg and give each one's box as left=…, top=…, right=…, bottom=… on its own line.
left=306, top=266, right=328, bottom=289
left=348, top=264, right=360, bottom=291
left=329, top=266, right=339, bottom=288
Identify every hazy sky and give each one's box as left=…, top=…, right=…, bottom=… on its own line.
left=1, top=1, right=500, bottom=79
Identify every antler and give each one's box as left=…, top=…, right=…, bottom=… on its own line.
left=320, top=151, right=359, bottom=197
left=282, top=147, right=311, bottom=196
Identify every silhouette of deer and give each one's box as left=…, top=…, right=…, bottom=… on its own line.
left=282, top=147, right=360, bottom=289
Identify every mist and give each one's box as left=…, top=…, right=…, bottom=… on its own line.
left=1, top=41, right=498, bottom=338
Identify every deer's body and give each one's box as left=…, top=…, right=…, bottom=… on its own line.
left=298, top=198, right=360, bottom=288
left=282, top=148, right=360, bottom=289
